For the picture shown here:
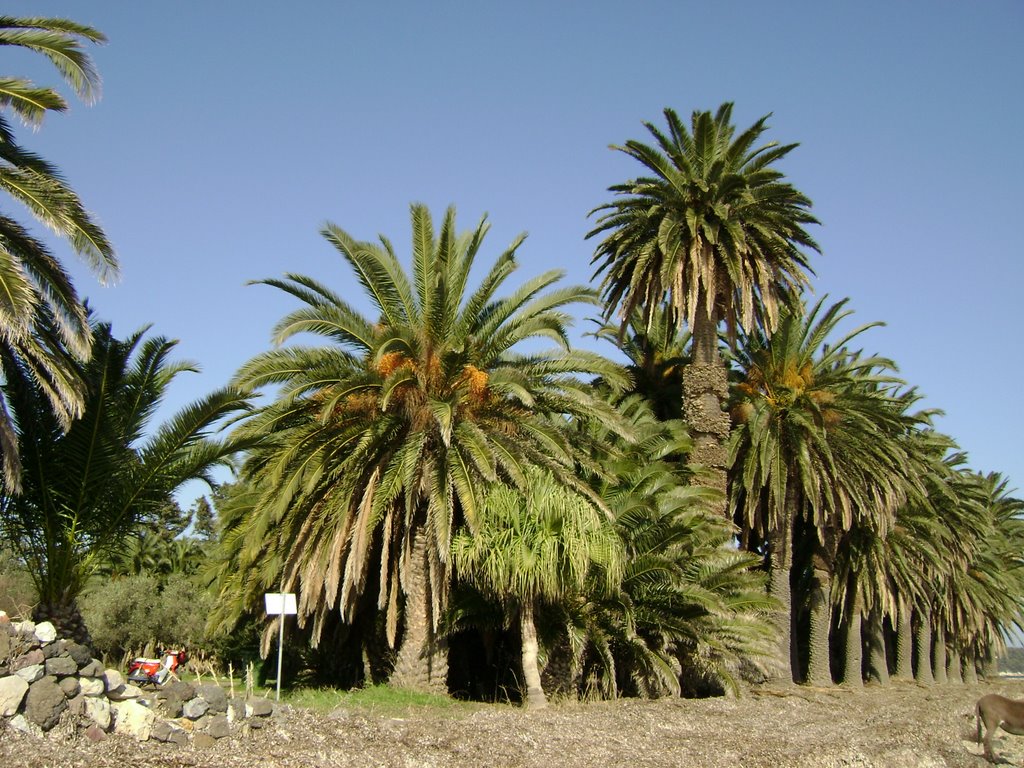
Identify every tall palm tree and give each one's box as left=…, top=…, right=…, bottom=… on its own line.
left=588, top=103, right=818, bottom=511
left=0, top=320, right=249, bottom=644
left=0, top=17, right=117, bottom=487
left=452, top=469, right=621, bottom=708
left=229, top=204, right=628, bottom=693
left=729, top=297, right=910, bottom=684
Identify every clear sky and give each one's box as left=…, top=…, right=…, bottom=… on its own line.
left=5, top=1, right=1023, bottom=499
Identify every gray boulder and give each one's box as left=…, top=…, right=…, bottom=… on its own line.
left=14, top=663, right=44, bottom=684
left=40, top=639, right=65, bottom=659
left=206, top=713, right=230, bottom=738
left=182, top=696, right=210, bottom=719
left=11, top=648, right=44, bottom=672
left=0, top=674, right=29, bottom=716
left=45, top=654, right=79, bottom=677
left=65, top=642, right=93, bottom=667
left=79, top=658, right=104, bottom=677
left=112, top=699, right=155, bottom=741
left=79, top=676, right=105, bottom=696
left=24, top=676, right=67, bottom=731
left=58, top=676, right=80, bottom=698
left=196, top=682, right=228, bottom=713
left=85, top=695, right=112, bottom=730
left=246, top=696, right=274, bottom=717
left=0, top=629, right=9, bottom=663
left=33, top=621, right=57, bottom=643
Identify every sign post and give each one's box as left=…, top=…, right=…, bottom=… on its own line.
left=264, top=592, right=297, bottom=701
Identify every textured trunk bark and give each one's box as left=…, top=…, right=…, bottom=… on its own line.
left=946, top=646, right=963, bottom=684
left=841, top=590, right=863, bottom=688
left=32, top=600, right=93, bottom=648
left=914, top=612, right=934, bottom=685
left=520, top=601, right=548, bottom=709
left=866, top=611, right=889, bottom=686
left=932, top=627, right=948, bottom=684
left=766, top=481, right=796, bottom=683
left=893, top=605, right=914, bottom=680
left=389, top=529, right=448, bottom=694
left=682, top=302, right=730, bottom=517
left=805, top=567, right=833, bottom=686
left=541, top=638, right=576, bottom=700
left=981, top=647, right=999, bottom=680
left=962, top=652, right=979, bottom=684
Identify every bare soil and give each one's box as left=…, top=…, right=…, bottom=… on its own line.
left=4, top=679, right=1024, bottom=767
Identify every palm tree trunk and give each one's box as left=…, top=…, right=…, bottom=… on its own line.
left=682, top=301, right=730, bottom=517
left=766, top=483, right=796, bottom=683
left=866, top=610, right=889, bottom=686
left=946, top=646, right=963, bottom=684
left=893, top=604, right=914, bottom=680
left=390, top=528, right=448, bottom=694
left=914, top=610, right=934, bottom=685
left=541, top=637, right=576, bottom=700
left=981, top=646, right=999, bottom=680
left=805, top=544, right=833, bottom=686
left=932, top=626, right=948, bottom=684
left=32, top=599, right=93, bottom=647
left=519, top=601, right=548, bottom=709
left=841, top=590, right=863, bottom=688
left=962, top=651, right=979, bottom=684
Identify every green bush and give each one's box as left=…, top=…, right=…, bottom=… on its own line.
left=80, top=572, right=213, bottom=661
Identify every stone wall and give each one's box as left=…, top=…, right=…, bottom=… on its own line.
left=0, top=613, right=273, bottom=745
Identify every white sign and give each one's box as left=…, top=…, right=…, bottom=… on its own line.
left=264, top=592, right=297, bottom=615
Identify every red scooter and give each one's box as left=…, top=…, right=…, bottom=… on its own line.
left=127, top=649, right=187, bottom=686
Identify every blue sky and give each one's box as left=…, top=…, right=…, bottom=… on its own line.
left=5, top=1, right=1023, bottom=501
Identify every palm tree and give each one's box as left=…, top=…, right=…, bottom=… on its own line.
left=229, top=204, right=629, bottom=693
left=0, top=17, right=117, bottom=487
left=729, top=297, right=910, bottom=684
left=588, top=103, right=819, bottom=511
left=452, top=469, right=621, bottom=708
left=0, top=320, right=249, bottom=644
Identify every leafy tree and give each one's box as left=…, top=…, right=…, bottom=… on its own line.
left=729, top=297, right=911, bottom=684
left=589, top=103, right=818, bottom=512
left=0, top=320, right=250, bottom=644
left=452, top=469, right=621, bottom=708
left=0, top=17, right=117, bottom=487
left=226, top=204, right=628, bottom=692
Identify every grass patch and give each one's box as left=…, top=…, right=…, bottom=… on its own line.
left=282, top=684, right=484, bottom=716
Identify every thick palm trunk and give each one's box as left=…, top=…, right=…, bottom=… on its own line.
left=390, top=529, right=448, bottom=694
left=866, top=611, right=889, bottom=686
left=841, top=590, right=863, bottom=688
left=946, top=646, right=963, bottom=684
left=914, top=611, right=934, bottom=685
left=805, top=550, right=833, bottom=686
left=766, top=482, right=797, bottom=683
left=682, top=303, right=730, bottom=517
left=32, top=600, right=92, bottom=647
left=932, top=626, right=948, bottom=684
left=519, top=601, right=547, bottom=709
left=893, top=604, right=914, bottom=680
left=541, top=638, right=576, bottom=700
left=962, top=652, right=979, bottom=684
left=981, top=646, right=999, bottom=680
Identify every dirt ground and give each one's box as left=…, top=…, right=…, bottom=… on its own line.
left=3, top=679, right=1024, bottom=768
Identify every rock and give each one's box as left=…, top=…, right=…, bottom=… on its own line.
left=12, top=648, right=44, bottom=672
left=112, top=699, right=155, bottom=740
left=33, top=622, right=57, bottom=643
left=66, top=693, right=86, bottom=716
left=58, top=676, right=80, bottom=698
left=65, top=642, right=92, bottom=667
left=0, top=630, right=9, bottom=663
left=196, top=682, right=228, bottom=713
left=182, top=696, right=210, bottom=719
left=8, top=713, right=43, bottom=737
left=175, top=716, right=195, bottom=732
left=246, top=696, right=274, bottom=717
left=24, top=676, right=67, bottom=731
left=79, top=676, right=105, bottom=696
left=193, top=732, right=217, bottom=748
left=102, top=668, right=124, bottom=692
left=84, top=723, right=107, bottom=742
left=162, top=679, right=195, bottom=701
left=40, top=639, right=63, bottom=659
left=226, top=698, right=246, bottom=722
left=45, top=654, right=79, bottom=677
left=0, top=674, right=29, bottom=716
left=79, top=659, right=104, bottom=677
left=14, top=663, right=45, bottom=684
left=85, top=696, right=111, bottom=730
left=151, top=719, right=183, bottom=742
left=206, top=714, right=230, bottom=738
left=15, top=620, right=36, bottom=637
left=107, top=683, right=143, bottom=701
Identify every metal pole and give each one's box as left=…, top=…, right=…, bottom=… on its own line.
left=276, top=598, right=285, bottom=701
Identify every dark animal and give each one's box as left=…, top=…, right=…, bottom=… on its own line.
left=976, top=693, right=1024, bottom=763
